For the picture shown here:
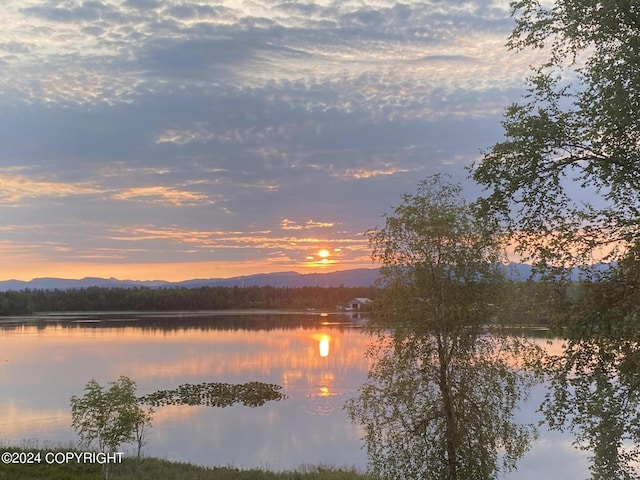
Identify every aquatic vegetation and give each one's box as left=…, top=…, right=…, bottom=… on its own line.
left=139, top=381, right=286, bottom=408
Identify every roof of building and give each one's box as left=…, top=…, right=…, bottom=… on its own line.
left=351, top=297, right=372, bottom=303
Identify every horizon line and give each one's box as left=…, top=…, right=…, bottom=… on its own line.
left=0, top=267, right=381, bottom=284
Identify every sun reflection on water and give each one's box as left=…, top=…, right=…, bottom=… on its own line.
left=319, top=334, right=330, bottom=358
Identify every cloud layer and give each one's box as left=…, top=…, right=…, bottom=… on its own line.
left=0, top=0, right=533, bottom=280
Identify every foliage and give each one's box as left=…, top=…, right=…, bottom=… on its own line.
left=139, top=382, right=286, bottom=408
left=542, top=332, right=640, bottom=480
left=69, top=378, right=284, bottom=477
left=70, top=377, right=152, bottom=479
left=365, top=175, right=507, bottom=334
left=472, top=0, right=640, bottom=274
left=536, top=246, right=640, bottom=479
left=0, top=285, right=380, bottom=316
left=134, top=407, right=154, bottom=460
left=346, top=175, right=538, bottom=480
left=347, top=335, right=537, bottom=480
left=472, top=4, right=640, bottom=474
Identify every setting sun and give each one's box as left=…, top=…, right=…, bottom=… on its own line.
left=303, top=247, right=342, bottom=270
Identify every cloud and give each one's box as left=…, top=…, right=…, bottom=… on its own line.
left=418, top=54, right=478, bottom=62
left=342, top=166, right=414, bottom=180
left=0, top=172, right=101, bottom=206
left=111, top=186, right=217, bottom=207
left=0, top=0, right=538, bottom=279
left=124, top=0, right=162, bottom=10
left=4, top=0, right=523, bottom=106
left=21, top=3, right=107, bottom=23
left=280, top=219, right=337, bottom=230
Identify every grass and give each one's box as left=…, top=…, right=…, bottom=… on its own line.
left=0, top=448, right=373, bottom=480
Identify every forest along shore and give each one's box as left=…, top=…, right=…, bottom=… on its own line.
left=0, top=285, right=379, bottom=316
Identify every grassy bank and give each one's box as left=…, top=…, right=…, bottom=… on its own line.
left=0, top=448, right=372, bottom=480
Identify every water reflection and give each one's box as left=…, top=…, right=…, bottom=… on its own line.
left=319, top=335, right=330, bottom=358
left=0, top=312, right=370, bottom=469
left=0, top=314, right=598, bottom=476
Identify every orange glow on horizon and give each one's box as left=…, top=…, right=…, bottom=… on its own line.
left=0, top=260, right=285, bottom=282
left=0, top=256, right=375, bottom=282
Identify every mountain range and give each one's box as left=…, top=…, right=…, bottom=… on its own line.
left=0, top=268, right=382, bottom=291
left=0, top=263, right=600, bottom=291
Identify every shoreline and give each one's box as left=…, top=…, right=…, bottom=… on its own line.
left=0, top=308, right=363, bottom=324
left=0, top=446, right=372, bottom=479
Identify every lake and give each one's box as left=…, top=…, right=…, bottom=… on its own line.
left=0, top=311, right=590, bottom=478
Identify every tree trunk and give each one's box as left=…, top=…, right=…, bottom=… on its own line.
left=437, top=333, right=458, bottom=480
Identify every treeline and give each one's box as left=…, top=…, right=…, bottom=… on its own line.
left=0, top=285, right=380, bottom=316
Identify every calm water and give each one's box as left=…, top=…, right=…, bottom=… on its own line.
left=0, top=311, right=590, bottom=477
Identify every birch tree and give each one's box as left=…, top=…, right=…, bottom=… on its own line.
left=346, top=175, right=537, bottom=480
left=472, top=0, right=640, bottom=274
left=70, top=376, right=152, bottom=480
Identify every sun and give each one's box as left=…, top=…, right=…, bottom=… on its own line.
left=304, top=248, right=339, bottom=269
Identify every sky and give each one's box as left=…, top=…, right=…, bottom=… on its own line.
left=1, top=0, right=541, bottom=281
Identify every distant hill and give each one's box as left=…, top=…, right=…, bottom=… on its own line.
left=0, top=268, right=382, bottom=291
left=0, top=263, right=608, bottom=292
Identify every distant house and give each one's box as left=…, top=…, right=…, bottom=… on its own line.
left=341, top=297, right=372, bottom=311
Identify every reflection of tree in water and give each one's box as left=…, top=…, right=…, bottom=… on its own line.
left=8, top=313, right=366, bottom=333
left=543, top=335, right=640, bottom=480
left=346, top=176, right=538, bottom=480
left=347, top=333, right=537, bottom=480
left=541, top=259, right=640, bottom=479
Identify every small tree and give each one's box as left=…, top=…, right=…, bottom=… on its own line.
left=70, top=376, right=152, bottom=479
left=134, top=407, right=154, bottom=461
